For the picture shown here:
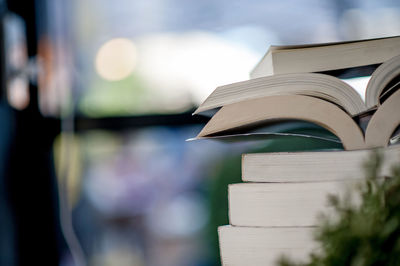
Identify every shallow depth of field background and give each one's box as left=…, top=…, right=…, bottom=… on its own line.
left=5, top=1, right=400, bottom=266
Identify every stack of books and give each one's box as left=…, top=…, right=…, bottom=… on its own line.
left=193, top=36, right=400, bottom=266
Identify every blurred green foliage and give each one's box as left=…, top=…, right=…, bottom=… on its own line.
left=279, top=150, right=400, bottom=266
left=79, top=74, right=150, bottom=117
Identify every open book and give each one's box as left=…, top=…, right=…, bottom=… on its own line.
left=194, top=53, right=400, bottom=116
left=194, top=53, right=400, bottom=150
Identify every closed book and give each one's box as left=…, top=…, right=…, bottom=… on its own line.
left=218, top=225, right=316, bottom=266
left=250, top=35, right=400, bottom=78
left=228, top=181, right=355, bottom=227
left=242, top=145, right=400, bottom=182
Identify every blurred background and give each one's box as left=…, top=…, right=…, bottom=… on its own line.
left=1, top=0, right=400, bottom=265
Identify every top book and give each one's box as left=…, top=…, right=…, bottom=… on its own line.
left=250, top=35, right=400, bottom=78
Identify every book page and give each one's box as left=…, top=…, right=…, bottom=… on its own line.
left=342, top=76, right=370, bottom=101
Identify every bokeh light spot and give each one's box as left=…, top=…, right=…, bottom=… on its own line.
left=95, top=38, right=137, bottom=81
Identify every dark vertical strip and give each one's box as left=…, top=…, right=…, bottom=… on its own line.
left=0, top=0, right=17, bottom=265
left=5, top=0, right=64, bottom=265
